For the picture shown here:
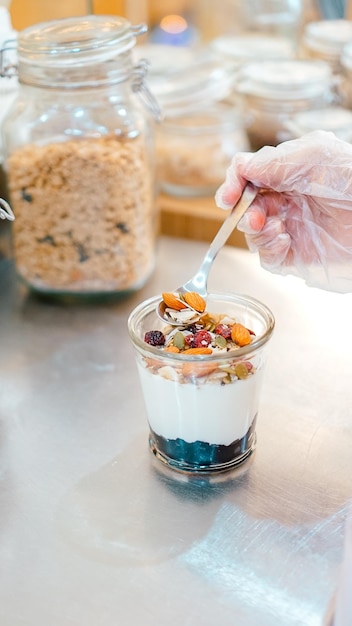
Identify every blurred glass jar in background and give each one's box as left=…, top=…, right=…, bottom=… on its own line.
left=210, top=33, right=295, bottom=68
left=237, top=59, right=335, bottom=150
left=136, top=44, right=249, bottom=197
left=194, top=0, right=303, bottom=49
left=299, top=19, right=352, bottom=76
left=339, top=41, right=352, bottom=110
left=0, top=6, right=18, bottom=204
left=283, top=106, right=352, bottom=142
left=209, top=33, right=295, bottom=107
left=156, top=103, right=249, bottom=197
left=2, top=15, right=159, bottom=300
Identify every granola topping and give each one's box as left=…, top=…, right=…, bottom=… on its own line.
left=143, top=293, right=256, bottom=384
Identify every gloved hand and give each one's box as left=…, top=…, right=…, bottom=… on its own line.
left=215, top=130, right=352, bottom=293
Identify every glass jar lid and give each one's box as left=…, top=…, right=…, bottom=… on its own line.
left=143, top=50, right=236, bottom=117
left=302, top=19, right=352, bottom=57
left=238, top=60, right=333, bottom=100
left=17, top=15, right=144, bottom=67
left=133, top=43, right=195, bottom=78
left=287, top=106, right=352, bottom=139
left=340, top=40, right=352, bottom=71
left=210, top=34, right=294, bottom=64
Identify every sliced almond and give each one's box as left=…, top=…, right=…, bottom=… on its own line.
left=182, top=347, right=213, bottom=355
left=162, top=292, right=188, bottom=311
left=182, top=361, right=218, bottom=378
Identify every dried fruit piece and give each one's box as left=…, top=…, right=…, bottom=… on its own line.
left=231, top=323, right=251, bottom=347
left=193, top=330, right=212, bottom=347
left=183, top=292, right=206, bottom=313
left=185, top=333, right=196, bottom=348
left=164, top=345, right=180, bottom=353
left=144, top=330, right=165, bottom=346
left=214, top=323, right=232, bottom=340
left=162, top=292, right=188, bottom=311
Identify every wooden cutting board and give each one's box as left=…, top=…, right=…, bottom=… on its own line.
left=158, top=193, right=247, bottom=249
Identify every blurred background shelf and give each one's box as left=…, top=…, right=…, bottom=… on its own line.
left=158, top=193, right=247, bottom=247
left=8, top=0, right=323, bottom=35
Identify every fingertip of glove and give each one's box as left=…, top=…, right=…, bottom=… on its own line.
left=215, top=184, right=237, bottom=210
left=237, top=207, right=266, bottom=234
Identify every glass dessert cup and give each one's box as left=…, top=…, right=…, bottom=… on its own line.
left=128, top=292, right=275, bottom=475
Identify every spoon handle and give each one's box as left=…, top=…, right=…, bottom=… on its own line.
left=184, top=183, right=258, bottom=295
left=205, top=182, right=258, bottom=264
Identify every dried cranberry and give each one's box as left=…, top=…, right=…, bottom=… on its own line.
left=214, top=324, right=232, bottom=340
left=185, top=333, right=196, bottom=348
left=194, top=330, right=212, bottom=347
left=144, top=330, right=165, bottom=346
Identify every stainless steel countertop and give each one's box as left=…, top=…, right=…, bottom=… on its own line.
left=1, top=234, right=352, bottom=626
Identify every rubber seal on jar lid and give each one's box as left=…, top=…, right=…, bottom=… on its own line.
left=238, top=60, right=333, bottom=99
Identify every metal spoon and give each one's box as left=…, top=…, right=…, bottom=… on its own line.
left=157, top=182, right=258, bottom=325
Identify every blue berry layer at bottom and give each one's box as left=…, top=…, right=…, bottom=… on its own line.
left=149, top=417, right=257, bottom=472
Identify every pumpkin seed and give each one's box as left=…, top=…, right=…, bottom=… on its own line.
left=173, top=331, right=186, bottom=350
left=234, top=363, right=249, bottom=379
left=215, top=335, right=227, bottom=349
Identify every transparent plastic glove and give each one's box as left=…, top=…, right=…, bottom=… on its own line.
left=215, top=130, right=352, bottom=293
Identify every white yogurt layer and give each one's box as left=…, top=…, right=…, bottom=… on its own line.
left=137, top=362, right=264, bottom=446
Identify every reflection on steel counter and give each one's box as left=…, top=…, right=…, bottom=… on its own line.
left=0, top=236, right=352, bottom=625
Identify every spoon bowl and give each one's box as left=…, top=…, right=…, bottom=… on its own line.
left=157, top=182, right=258, bottom=326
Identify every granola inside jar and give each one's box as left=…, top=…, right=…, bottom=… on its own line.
left=2, top=15, right=158, bottom=299
left=156, top=103, right=249, bottom=197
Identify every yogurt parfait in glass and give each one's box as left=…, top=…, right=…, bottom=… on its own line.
left=128, top=291, right=274, bottom=474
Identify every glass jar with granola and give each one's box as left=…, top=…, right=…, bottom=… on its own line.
left=156, top=103, right=249, bottom=197
left=1, top=15, right=159, bottom=299
left=143, top=49, right=248, bottom=197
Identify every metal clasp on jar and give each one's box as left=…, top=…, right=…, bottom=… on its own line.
left=132, top=59, right=163, bottom=122
left=0, top=199, right=15, bottom=221
left=0, top=38, right=17, bottom=79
